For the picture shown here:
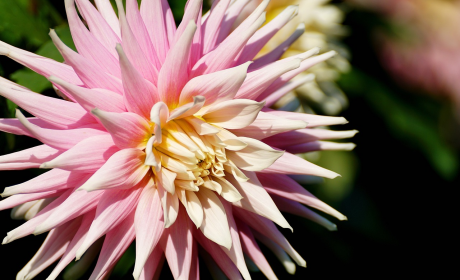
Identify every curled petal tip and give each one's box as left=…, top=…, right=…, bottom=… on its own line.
left=2, top=235, right=10, bottom=245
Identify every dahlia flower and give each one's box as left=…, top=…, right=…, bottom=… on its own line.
left=0, top=0, right=355, bottom=279
left=238, top=0, right=351, bottom=115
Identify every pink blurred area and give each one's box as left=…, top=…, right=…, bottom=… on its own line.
left=350, top=0, right=460, bottom=108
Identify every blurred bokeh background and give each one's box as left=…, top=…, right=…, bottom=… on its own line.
left=0, top=0, right=458, bottom=279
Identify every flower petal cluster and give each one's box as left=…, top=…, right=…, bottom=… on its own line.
left=0, top=0, right=355, bottom=279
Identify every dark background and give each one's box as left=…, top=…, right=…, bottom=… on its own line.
left=0, top=0, right=458, bottom=279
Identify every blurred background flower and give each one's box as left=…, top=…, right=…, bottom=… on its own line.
left=0, top=0, right=458, bottom=279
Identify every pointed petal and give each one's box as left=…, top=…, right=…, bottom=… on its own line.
left=94, top=0, right=121, bottom=36
left=261, top=151, right=340, bottom=179
left=49, top=29, right=122, bottom=94
left=92, top=109, right=151, bottom=149
left=235, top=58, right=301, bottom=100
left=116, top=44, right=160, bottom=118
left=201, top=0, right=232, bottom=54
left=179, top=62, right=250, bottom=106
left=0, top=82, right=95, bottom=128
left=17, top=218, right=82, bottom=280
left=33, top=188, right=102, bottom=235
left=0, top=42, right=82, bottom=85
left=227, top=137, right=283, bottom=172
left=264, top=110, right=349, bottom=127
left=272, top=196, right=338, bottom=231
left=88, top=210, right=136, bottom=280
left=75, top=0, right=121, bottom=56
left=264, top=129, right=358, bottom=149
left=2, top=169, right=87, bottom=197
left=157, top=183, right=179, bottom=228
left=161, top=207, right=193, bottom=280
left=234, top=208, right=306, bottom=267
left=158, top=21, right=197, bottom=107
left=258, top=173, right=347, bottom=220
left=178, top=189, right=203, bottom=228
left=168, top=96, right=206, bottom=121
left=140, top=0, right=175, bottom=63
left=46, top=211, right=97, bottom=280
left=64, top=0, right=121, bottom=77
left=40, top=135, right=118, bottom=172
left=133, top=184, right=164, bottom=280
left=139, top=246, right=165, bottom=280
left=76, top=186, right=142, bottom=259
left=262, top=74, right=315, bottom=107
left=157, top=167, right=177, bottom=194
left=231, top=111, right=307, bottom=140
left=116, top=0, right=158, bottom=84
left=49, top=76, right=125, bottom=113
left=0, top=191, right=64, bottom=212
left=0, top=145, right=62, bottom=169
left=235, top=5, right=299, bottom=64
left=237, top=221, right=278, bottom=280
left=287, top=141, right=356, bottom=154
left=15, top=110, right=106, bottom=150
left=79, top=149, right=149, bottom=192
left=173, top=0, right=202, bottom=45
left=196, top=188, right=232, bottom=249
left=214, top=0, right=252, bottom=46
left=227, top=171, right=292, bottom=230
left=202, top=100, right=264, bottom=129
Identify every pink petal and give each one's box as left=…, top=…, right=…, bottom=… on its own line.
left=88, top=210, right=136, bottom=280
left=230, top=111, right=306, bottom=140
left=251, top=23, right=305, bottom=71
left=263, top=74, right=315, bottom=107
left=40, top=135, right=118, bottom=173
left=179, top=62, right=250, bottom=106
left=2, top=169, right=87, bottom=197
left=139, top=246, right=165, bottom=280
left=47, top=210, right=97, bottom=280
left=202, top=99, right=264, bottom=129
left=126, top=0, right=162, bottom=71
left=215, top=0, right=252, bottom=46
left=94, top=0, right=121, bottom=36
left=2, top=189, right=73, bottom=244
left=91, top=109, right=151, bottom=150
left=116, top=44, right=160, bottom=119
left=49, top=76, right=125, bottom=113
left=0, top=118, right=58, bottom=137
left=227, top=171, right=291, bottom=230
left=272, top=196, right=338, bottom=231
left=261, top=151, right=340, bottom=179
left=258, top=51, right=337, bottom=97
left=15, top=110, right=106, bottom=150
left=0, top=42, right=83, bottom=86
left=220, top=200, right=252, bottom=280
left=64, top=0, right=121, bottom=77
left=264, top=109, right=349, bottom=127
left=235, top=5, right=299, bottom=64
left=0, top=191, right=64, bottom=212
left=158, top=21, right=197, bottom=107
left=76, top=185, right=142, bottom=259
left=173, top=0, right=202, bottom=45
left=257, top=173, right=347, bottom=220
left=237, top=220, right=278, bottom=280
left=133, top=184, right=164, bottom=280
left=17, top=218, right=82, bottom=280
left=33, top=187, right=101, bottom=235
left=0, top=82, right=95, bottom=128
left=201, top=0, right=231, bottom=54
left=49, top=29, right=123, bottom=94
left=75, top=0, right=121, bottom=57
left=0, top=145, right=62, bottom=170
left=235, top=58, right=301, bottom=100
left=264, top=129, right=358, bottom=149
left=140, top=0, right=175, bottom=63
left=161, top=207, right=193, bottom=280
left=233, top=207, right=306, bottom=267
left=78, top=148, right=149, bottom=192
left=286, top=141, right=356, bottom=154
left=194, top=227, right=243, bottom=280
left=116, top=0, right=158, bottom=85
left=192, top=12, right=265, bottom=76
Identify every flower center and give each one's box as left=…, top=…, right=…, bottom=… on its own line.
left=151, top=117, right=231, bottom=194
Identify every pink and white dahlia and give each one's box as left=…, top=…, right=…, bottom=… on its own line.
left=0, top=0, right=355, bottom=279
